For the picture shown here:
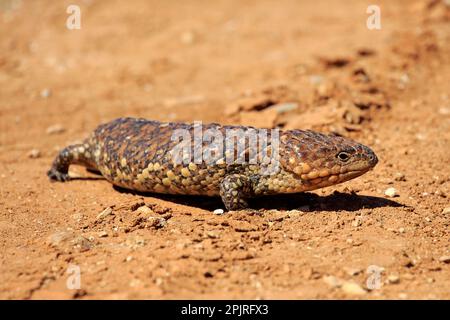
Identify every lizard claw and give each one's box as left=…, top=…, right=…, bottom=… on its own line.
left=47, top=168, right=70, bottom=182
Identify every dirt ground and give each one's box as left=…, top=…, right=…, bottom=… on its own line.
left=0, top=0, right=449, bottom=299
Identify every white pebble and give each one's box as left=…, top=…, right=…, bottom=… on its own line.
left=387, top=274, right=400, bottom=284
left=96, top=207, right=113, bottom=221
left=180, top=31, right=195, bottom=44
left=213, top=209, right=224, bottom=215
left=341, top=282, right=366, bottom=295
left=46, top=124, right=65, bottom=135
left=40, top=88, right=52, bottom=98
left=28, top=149, right=41, bottom=159
left=384, top=187, right=398, bottom=198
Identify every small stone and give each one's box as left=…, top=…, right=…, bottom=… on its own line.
left=439, top=256, right=450, bottom=263
left=28, top=149, right=41, bottom=159
left=147, top=216, right=166, bottom=229
left=46, top=124, right=65, bottom=135
left=135, top=205, right=154, bottom=215
left=323, top=275, right=342, bottom=288
left=341, top=282, right=366, bottom=296
left=352, top=216, right=363, bottom=227
left=399, top=73, right=409, bottom=85
left=231, top=220, right=258, bottom=232
left=399, top=227, right=405, bottom=234
left=343, top=267, right=362, bottom=276
left=438, top=107, right=450, bottom=115
left=387, top=274, right=400, bottom=284
left=180, top=31, right=195, bottom=44
left=266, top=210, right=288, bottom=222
left=309, top=75, right=323, bottom=85
left=73, top=236, right=93, bottom=252
left=394, top=172, right=406, bottom=181
left=40, top=88, right=52, bottom=98
left=206, top=231, right=218, bottom=239
left=48, top=231, right=74, bottom=247
left=384, top=187, right=398, bottom=198
left=98, top=231, right=108, bottom=238
left=96, top=207, right=113, bottom=221
left=271, top=102, right=298, bottom=114
left=213, top=209, right=224, bottom=215
left=442, top=207, right=450, bottom=215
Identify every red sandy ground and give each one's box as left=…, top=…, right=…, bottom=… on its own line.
left=0, top=0, right=449, bottom=299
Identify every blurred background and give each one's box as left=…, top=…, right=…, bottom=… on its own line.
left=0, top=0, right=449, bottom=299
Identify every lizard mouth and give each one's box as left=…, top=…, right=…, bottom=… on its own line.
left=336, top=168, right=371, bottom=183
left=293, top=166, right=372, bottom=188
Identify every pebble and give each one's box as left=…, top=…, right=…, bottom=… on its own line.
left=309, top=75, right=323, bottom=85
left=135, top=205, right=154, bottom=215
left=442, top=207, right=450, bottom=215
left=341, top=282, right=366, bottom=296
left=28, top=149, right=41, bottom=159
left=438, top=107, right=450, bottom=115
left=74, top=236, right=93, bottom=252
left=96, top=207, right=113, bottom=221
left=40, top=88, right=52, bottom=98
left=271, top=102, right=298, bottom=114
left=48, top=231, right=93, bottom=252
left=213, top=209, right=224, bottom=215
left=147, top=216, right=166, bottom=229
left=46, top=124, right=65, bottom=135
left=180, top=31, right=195, bottom=44
left=384, top=187, right=398, bottom=198
left=231, top=220, right=258, bottom=232
left=387, top=274, right=400, bottom=284
left=98, top=231, right=108, bottom=238
left=394, top=172, right=406, bottom=181
left=323, top=275, right=342, bottom=288
left=266, top=210, right=289, bottom=222
left=48, top=230, right=74, bottom=247
left=352, top=216, right=363, bottom=227
left=438, top=256, right=450, bottom=263
left=206, top=231, right=219, bottom=239
left=343, top=267, right=362, bottom=276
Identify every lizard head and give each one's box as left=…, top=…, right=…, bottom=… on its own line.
left=280, top=130, right=378, bottom=189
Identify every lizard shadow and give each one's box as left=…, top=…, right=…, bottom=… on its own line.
left=112, top=185, right=405, bottom=212
left=70, top=176, right=106, bottom=181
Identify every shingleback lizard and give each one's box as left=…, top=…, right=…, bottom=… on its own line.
left=48, top=117, right=378, bottom=210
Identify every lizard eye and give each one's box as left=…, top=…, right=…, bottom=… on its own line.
left=337, top=151, right=350, bottom=162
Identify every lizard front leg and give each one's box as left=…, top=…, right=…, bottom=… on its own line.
left=219, top=174, right=254, bottom=211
